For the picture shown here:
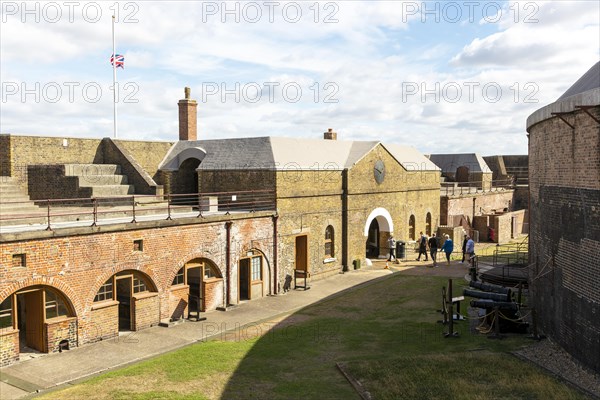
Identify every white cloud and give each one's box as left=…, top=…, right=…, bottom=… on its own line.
left=1, top=1, right=599, bottom=156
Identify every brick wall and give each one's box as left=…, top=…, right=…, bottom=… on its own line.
left=132, top=293, right=160, bottom=330
left=0, top=329, right=19, bottom=366
left=169, top=285, right=189, bottom=321
left=529, top=104, right=600, bottom=372
left=88, top=302, right=119, bottom=342
left=1, top=134, right=172, bottom=193
left=45, top=317, right=77, bottom=353
left=443, top=191, right=515, bottom=224
left=0, top=134, right=11, bottom=177
left=0, top=212, right=274, bottom=366
left=203, top=278, right=223, bottom=311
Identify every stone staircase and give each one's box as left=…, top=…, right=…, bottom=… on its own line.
left=0, top=178, right=45, bottom=224
left=64, top=164, right=134, bottom=198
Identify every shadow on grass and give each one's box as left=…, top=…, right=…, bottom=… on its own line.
left=218, top=273, right=587, bottom=400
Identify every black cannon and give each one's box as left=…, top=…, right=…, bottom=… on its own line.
left=463, top=288, right=512, bottom=302
left=469, top=280, right=512, bottom=295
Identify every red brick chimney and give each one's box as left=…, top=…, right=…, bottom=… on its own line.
left=178, top=87, right=197, bottom=141
left=324, top=128, right=337, bottom=140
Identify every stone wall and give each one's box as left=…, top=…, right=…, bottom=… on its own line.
left=528, top=103, right=600, bottom=372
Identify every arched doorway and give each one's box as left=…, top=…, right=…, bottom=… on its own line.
left=363, top=208, right=394, bottom=259
left=93, top=270, right=158, bottom=332
left=171, top=258, right=223, bottom=319
left=172, top=158, right=201, bottom=204
left=1, top=286, right=76, bottom=354
left=367, top=219, right=380, bottom=258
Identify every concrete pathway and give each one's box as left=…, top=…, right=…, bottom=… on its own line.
left=0, top=267, right=399, bottom=400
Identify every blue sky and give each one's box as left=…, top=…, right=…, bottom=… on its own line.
left=1, top=1, right=599, bottom=155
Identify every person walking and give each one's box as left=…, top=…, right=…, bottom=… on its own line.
left=461, top=234, right=468, bottom=263
left=387, top=235, right=396, bottom=261
left=440, top=234, right=454, bottom=265
left=466, top=235, right=476, bottom=266
left=428, top=233, right=438, bottom=266
left=416, top=231, right=428, bottom=261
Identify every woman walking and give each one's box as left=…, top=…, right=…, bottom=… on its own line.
left=440, top=234, right=454, bottom=265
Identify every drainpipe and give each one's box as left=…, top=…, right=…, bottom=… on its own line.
left=272, top=214, right=279, bottom=294
left=342, top=169, right=349, bottom=270
left=225, top=221, right=232, bottom=306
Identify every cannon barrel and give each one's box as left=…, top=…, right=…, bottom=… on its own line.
left=463, top=289, right=511, bottom=302
left=469, top=280, right=512, bottom=295
left=470, top=300, right=519, bottom=311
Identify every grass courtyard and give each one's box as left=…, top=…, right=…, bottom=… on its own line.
left=39, top=268, right=588, bottom=400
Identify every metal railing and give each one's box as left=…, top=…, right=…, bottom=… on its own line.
left=0, top=190, right=276, bottom=231
left=440, top=178, right=514, bottom=196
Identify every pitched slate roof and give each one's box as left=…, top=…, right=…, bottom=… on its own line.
left=557, top=61, right=600, bottom=101
left=427, top=153, right=491, bottom=173
left=160, top=137, right=439, bottom=172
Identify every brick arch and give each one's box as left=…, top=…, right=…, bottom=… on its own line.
left=167, top=252, right=223, bottom=288
left=86, top=265, right=160, bottom=307
left=0, top=277, right=82, bottom=317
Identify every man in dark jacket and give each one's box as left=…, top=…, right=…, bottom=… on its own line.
left=416, top=231, right=428, bottom=261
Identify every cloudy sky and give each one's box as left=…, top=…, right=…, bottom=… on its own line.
left=1, top=1, right=598, bottom=155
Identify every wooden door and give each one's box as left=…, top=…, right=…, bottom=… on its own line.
left=295, top=235, right=308, bottom=272
left=24, top=290, right=44, bottom=352
left=239, top=259, right=250, bottom=301
left=116, top=277, right=132, bottom=331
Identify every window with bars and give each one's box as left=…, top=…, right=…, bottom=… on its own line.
left=325, top=226, right=334, bottom=257
left=0, top=297, right=12, bottom=329
left=172, top=268, right=185, bottom=285
left=94, top=278, right=114, bottom=302
left=45, top=289, right=69, bottom=320
left=251, top=257, right=262, bottom=281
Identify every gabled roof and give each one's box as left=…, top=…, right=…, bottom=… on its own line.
left=427, top=153, right=491, bottom=173
left=384, top=144, right=440, bottom=172
left=159, top=136, right=439, bottom=172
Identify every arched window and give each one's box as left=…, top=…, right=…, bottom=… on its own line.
left=426, top=212, right=432, bottom=236
left=94, top=271, right=154, bottom=302
left=172, top=267, right=185, bottom=285
left=45, top=289, right=70, bottom=320
left=409, top=215, right=416, bottom=240
left=0, top=297, right=13, bottom=329
left=325, top=225, right=334, bottom=257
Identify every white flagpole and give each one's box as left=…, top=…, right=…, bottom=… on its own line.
left=112, top=15, right=118, bottom=139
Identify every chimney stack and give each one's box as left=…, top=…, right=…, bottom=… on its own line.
left=324, top=128, right=337, bottom=140
left=178, top=87, right=197, bottom=141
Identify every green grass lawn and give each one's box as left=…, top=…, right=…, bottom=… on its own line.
left=39, top=272, right=588, bottom=400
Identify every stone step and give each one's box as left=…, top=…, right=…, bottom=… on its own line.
left=64, top=164, right=121, bottom=176
left=77, top=174, right=128, bottom=186
left=0, top=194, right=32, bottom=202
left=88, top=185, right=135, bottom=197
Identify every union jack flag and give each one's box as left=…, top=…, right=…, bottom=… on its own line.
left=110, top=54, right=125, bottom=69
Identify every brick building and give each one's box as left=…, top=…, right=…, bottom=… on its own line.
left=527, top=61, right=600, bottom=372
left=0, top=89, right=441, bottom=366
